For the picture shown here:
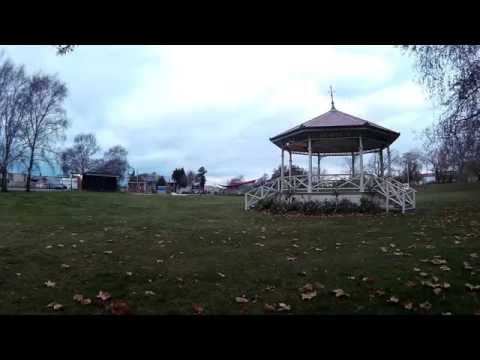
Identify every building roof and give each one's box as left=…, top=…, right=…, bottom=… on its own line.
left=270, top=107, right=400, bottom=155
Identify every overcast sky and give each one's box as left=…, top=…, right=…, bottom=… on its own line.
left=2, top=45, right=437, bottom=185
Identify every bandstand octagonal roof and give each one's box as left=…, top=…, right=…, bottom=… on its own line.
left=270, top=107, right=400, bottom=156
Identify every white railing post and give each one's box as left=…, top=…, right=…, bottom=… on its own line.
left=402, top=191, right=405, bottom=214
left=359, top=136, right=364, bottom=192
left=244, top=193, right=248, bottom=210
left=280, top=148, right=285, bottom=192
left=385, top=178, right=390, bottom=214
left=261, top=186, right=264, bottom=198
left=308, top=137, right=312, bottom=192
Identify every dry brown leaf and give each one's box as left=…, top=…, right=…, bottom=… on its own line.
left=264, top=303, right=276, bottom=312
left=235, top=296, right=249, bottom=303
left=44, top=280, right=56, bottom=288
left=388, top=296, right=399, bottom=303
left=419, top=301, right=432, bottom=311
left=192, top=303, right=204, bottom=314
left=73, top=294, right=84, bottom=302
left=430, top=259, right=447, bottom=265
left=465, top=283, right=480, bottom=291
left=96, top=291, right=111, bottom=301
left=47, top=302, right=63, bottom=311
left=301, top=291, right=317, bottom=301
left=403, top=302, right=413, bottom=310
left=332, top=289, right=350, bottom=298
left=277, top=302, right=291, bottom=311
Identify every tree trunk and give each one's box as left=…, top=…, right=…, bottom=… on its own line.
left=0, top=166, right=8, bottom=192
left=26, top=154, right=34, bottom=192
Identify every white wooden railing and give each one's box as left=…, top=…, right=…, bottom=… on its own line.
left=244, top=173, right=416, bottom=213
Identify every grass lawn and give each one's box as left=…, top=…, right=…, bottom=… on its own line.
left=1, top=182, right=480, bottom=315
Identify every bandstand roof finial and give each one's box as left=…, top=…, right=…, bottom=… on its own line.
left=329, top=85, right=336, bottom=110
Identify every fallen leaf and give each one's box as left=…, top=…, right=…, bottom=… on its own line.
left=439, top=265, right=451, bottom=271
left=47, top=302, right=63, bottom=311
left=388, top=296, right=399, bottom=303
left=380, top=247, right=388, bottom=253
left=332, top=289, right=350, bottom=298
left=375, top=289, right=386, bottom=296
left=433, top=288, right=442, bottom=295
left=464, top=261, right=473, bottom=270
left=145, top=290, right=156, bottom=296
left=441, top=312, right=452, bottom=315
left=442, top=282, right=451, bottom=289
left=104, top=250, right=113, bottom=255
left=126, top=272, right=133, bottom=276
left=217, top=272, right=226, bottom=278
left=419, top=272, right=428, bottom=277
left=419, top=301, right=432, bottom=311
left=413, top=268, right=421, bottom=272
left=111, top=300, right=131, bottom=315
left=314, top=282, right=325, bottom=289
left=264, top=303, right=276, bottom=312
left=61, top=264, right=70, bottom=269
left=235, top=296, right=249, bottom=303
left=73, top=294, right=84, bottom=302
left=254, top=243, right=265, bottom=247
left=286, top=256, right=296, bottom=261
left=405, top=281, right=416, bottom=288
left=430, top=259, right=447, bottom=265
left=403, top=302, right=413, bottom=310
left=277, top=302, right=291, bottom=311
left=45, top=245, right=52, bottom=249
left=301, top=291, right=317, bottom=301
left=44, top=280, right=56, bottom=288
left=192, top=303, right=204, bottom=314
left=96, top=291, right=111, bottom=301
left=470, top=253, right=478, bottom=259
left=465, top=283, right=480, bottom=291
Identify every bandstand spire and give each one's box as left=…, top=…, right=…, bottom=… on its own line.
left=329, top=85, right=336, bottom=110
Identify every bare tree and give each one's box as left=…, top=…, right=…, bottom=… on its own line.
left=0, top=58, right=28, bottom=192
left=22, top=73, right=69, bottom=191
left=94, top=145, right=129, bottom=181
left=55, top=46, right=76, bottom=55
left=402, top=45, right=480, bottom=180
left=60, top=133, right=100, bottom=175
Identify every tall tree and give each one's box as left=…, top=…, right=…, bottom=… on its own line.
left=94, top=145, right=129, bottom=181
left=171, top=168, right=187, bottom=192
left=0, top=57, right=28, bottom=192
left=400, top=150, right=423, bottom=185
left=402, top=45, right=480, bottom=179
left=60, top=133, right=100, bottom=175
left=196, top=166, right=207, bottom=192
left=271, top=164, right=306, bottom=179
left=186, top=170, right=196, bottom=187
left=22, top=73, right=69, bottom=191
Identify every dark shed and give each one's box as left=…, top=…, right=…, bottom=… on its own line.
left=82, top=173, right=118, bottom=192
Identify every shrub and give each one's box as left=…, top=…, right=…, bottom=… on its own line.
left=359, top=197, right=380, bottom=213
left=336, top=198, right=359, bottom=214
